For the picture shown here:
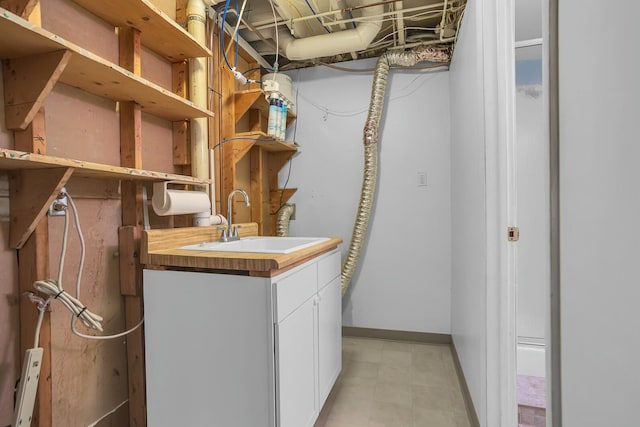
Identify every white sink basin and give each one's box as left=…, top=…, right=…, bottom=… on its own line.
left=180, top=236, right=330, bottom=254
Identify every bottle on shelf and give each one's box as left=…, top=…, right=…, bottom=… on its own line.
left=267, top=93, right=279, bottom=138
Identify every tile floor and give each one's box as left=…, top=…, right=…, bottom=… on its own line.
left=314, top=337, right=471, bottom=427
left=517, top=375, right=546, bottom=427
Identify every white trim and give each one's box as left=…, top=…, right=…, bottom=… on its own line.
left=515, top=38, right=543, bottom=49
left=483, top=0, right=518, bottom=426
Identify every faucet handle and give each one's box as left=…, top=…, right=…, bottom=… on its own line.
left=217, top=226, right=228, bottom=242
left=231, top=224, right=242, bottom=238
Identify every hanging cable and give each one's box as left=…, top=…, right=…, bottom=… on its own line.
left=302, top=0, right=331, bottom=33
left=266, top=0, right=279, bottom=73
left=220, top=0, right=262, bottom=85
left=33, top=191, right=144, bottom=341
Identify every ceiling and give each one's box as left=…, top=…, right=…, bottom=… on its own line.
left=217, top=0, right=467, bottom=70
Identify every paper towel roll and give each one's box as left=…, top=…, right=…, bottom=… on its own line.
left=152, top=189, right=210, bottom=216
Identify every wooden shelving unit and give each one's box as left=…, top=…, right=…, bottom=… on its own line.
left=221, top=85, right=299, bottom=234
left=69, top=0, right=212, bottom=61
left=0, top=7, right=213, bottom=130
left=0, top=148, right=208, bottom=184
left=1, top=4, right=214, bottom=424
left=234, top=88, right=297, bottom=126
left=0, top=148, right=209, bottom=250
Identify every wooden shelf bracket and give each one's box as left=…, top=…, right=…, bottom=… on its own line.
left=9, top=167, right=74, bottom=249
left=3, top=49, right=72, bottom=131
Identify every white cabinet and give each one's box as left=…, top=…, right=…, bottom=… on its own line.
left=275, top=296, right=316, bottom=427
left=143, top=249, right=341, bottom=427
left=318, top=276, right=342, bottom=405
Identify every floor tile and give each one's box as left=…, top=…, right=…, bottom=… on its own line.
left=378, top=364, right=413, bottom=385
left=368, top=401, right=413, bottom=427
left=341, top=361, right=379, bottom=380
left=381, top=349, right=413, bottom=367
left=326, top=397, right=373, bottom=426
left=373, top=381, right=413, bottom=408
left=315, top=337, right=473, bottom=427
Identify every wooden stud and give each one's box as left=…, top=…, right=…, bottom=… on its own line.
left=124, top=297, right=146, bottom=427
left=175, top=0, right=188, bottom=28
left=3, top=50, right=71, bottom=130
left=210, top=25, right=222, bottom=216
left=172, top=121, right=190, bottom=166
left=14, top=108, right=46, bottom=154
left=0, top=0, right=39, bottom=18
left=118, top=27, right=147, bottom=427
left=248, top=109, right=265, bottom=133
left=120, top=102, right=142, bottom=169
left=171, top=61, right=190, bottom=168
left=250, top=147, right=264, bottom=235
left=18, top=221, right=52, bottom=427
left=119, top=225, right=142, bottom=296
left=8, top=167, right=73, bottom=249
left=119, top=27, right=141, bottom=75
left=171, top=60, right=188, bottom=98
left=13, top=106, right=53, bottom=427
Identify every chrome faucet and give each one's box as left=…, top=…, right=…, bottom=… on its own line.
left=219, top=189, right=250, bottom=242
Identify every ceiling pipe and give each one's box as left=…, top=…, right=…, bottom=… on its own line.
left=276, top=0, right=384, bottom=61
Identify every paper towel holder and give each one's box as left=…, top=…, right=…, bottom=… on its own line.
left=151, top=181, right=209, bottom=216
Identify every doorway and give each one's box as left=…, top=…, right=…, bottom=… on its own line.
left=514, top=1, right=549, bottom=426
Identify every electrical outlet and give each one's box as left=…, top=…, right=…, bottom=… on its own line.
left=417, top=172, right=428, bottom=187
left=12, top=348, right=43, bottom=427
left=48, top=189, right=68, bottom=216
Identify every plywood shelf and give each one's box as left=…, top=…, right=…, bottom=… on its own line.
left=69, top=0, right=212, bottom=61
left=0, top=148, right=209, bottom=184
left=0, top=7, right=213, bottom=129
left=234, top=88, right=297, bottom=126
left=235, top=131, right=298, bottom=153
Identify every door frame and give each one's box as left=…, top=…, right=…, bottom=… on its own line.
left=487, top=0, right=560, bottom=426
left=482, top=0, right=518, bottom=424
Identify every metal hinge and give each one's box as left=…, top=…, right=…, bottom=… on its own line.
left=508, top=226, right=519, bottom=242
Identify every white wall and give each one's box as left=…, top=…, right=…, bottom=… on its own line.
left=449, top=0, right=488, bottom=424
left=283, top=58, right=452, bottom=334
left=559, top=2, right=640, bottom=426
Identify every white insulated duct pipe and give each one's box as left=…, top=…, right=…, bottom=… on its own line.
left=276, top=1, right=384, bottom=61
left=341, top=44, right=452, bottom=297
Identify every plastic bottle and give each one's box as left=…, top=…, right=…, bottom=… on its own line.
left=275, top=98, right=283, bottom=141
left=280, top=101, right=288, bottom=141
left=267, top=94, right=278, bottom=138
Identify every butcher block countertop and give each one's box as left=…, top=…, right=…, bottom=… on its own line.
left=141, top=224, right=342, bottom=277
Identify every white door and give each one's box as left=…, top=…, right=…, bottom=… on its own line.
left=317, top=277, right=342, bottom=407
left=275, top=297, right=317, bottom=427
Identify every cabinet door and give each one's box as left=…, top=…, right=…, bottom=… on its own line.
left=275, top=297, right=317, bottom=427
left=317, top=277, right=342, bottom=407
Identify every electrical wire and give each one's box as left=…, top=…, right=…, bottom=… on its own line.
left=33, top=308, right=45, bottom=348
left=32, top=191, right=144, bottom=341
left=87, top=400, right=129, bottom=427
left=273, top=158, right=293, bottom=215
left=302, top=0, right=331, bottom=33
left=220, top=0, right=234, bottom=70
left=297, top=68, right=445, bottom=117
left=234, top=0, right=240, bottom=67
left=266, top=0, right=280, bottom=73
